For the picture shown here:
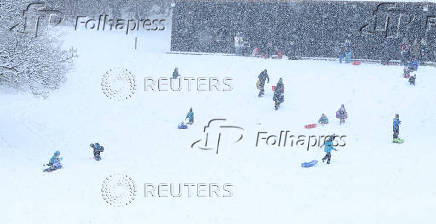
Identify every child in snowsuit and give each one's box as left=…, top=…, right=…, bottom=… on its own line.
left=44, top=151, right=63, bottom=172
left=90, top=143, right=104, bottom=161
left=393, top=114, right=401, bottom=141
left=186, top=108, right=194, bottom=125
left=172, top=67, right=180, bottom=79
left=322, top=136, right=337, bottom=164
left=336, top=104, right=348, bottom=124
left=257, top=69, right=270, bottom=97
left=318, top=113, right=329, bottom=125
left=273, top=78, right=284, bottom=110
left=408, top=74, right=416, bottom=86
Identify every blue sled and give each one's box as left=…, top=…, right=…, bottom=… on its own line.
left=178, top=123, right=188, bottom=129
left=301, top=160, right=318, bottom=168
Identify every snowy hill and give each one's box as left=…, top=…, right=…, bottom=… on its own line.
left=1, top=25, right=435, bottom=224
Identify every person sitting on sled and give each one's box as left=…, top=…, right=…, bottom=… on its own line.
left=45, top=151, right=63, bottom=172
left=90, top=143, right=105, bottom=161
left=318, top=113, right=329, bottom=125
left=336, top=104, right=348, bottom=124
left=172, top=67, right=180, bottom=79
left=393, top=114, right=401, bottom=142
left=409, top=74, right=416, bottom=86
left=186, top=108, right=194, bottom=125
left=322, top=136, right=337, bottom=164
left=257, top=69, right=270, bottom=97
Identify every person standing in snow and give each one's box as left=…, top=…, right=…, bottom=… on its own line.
left=44, top=151, right=63, bottom=172
left=234, top=32, right=244, bottom=56
left=273, top=78, right=284, bottom=110
left=172, top=67, right=180, bottom=79
left=408, top=74, right=416, bottom=86
left=393, top=114, right=401, bottom=142
left=90, top=143, right=104, bottom=161
left=322, top=136, right=337, bottom=164
left=336, top=104, right=348, bottom=124
left=186, top=108, right=194, bottom=125
left=257, top=69, right=270, bottom=97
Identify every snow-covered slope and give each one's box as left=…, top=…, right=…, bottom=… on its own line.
left=0, top=25, right=435, bottom=224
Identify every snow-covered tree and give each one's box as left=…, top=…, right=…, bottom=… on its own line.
left=0, top=0, right=74, bottom=97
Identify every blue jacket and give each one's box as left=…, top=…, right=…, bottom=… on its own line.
left=186, top=111, right=194, bottom=122
left=324, top=140, right=337, bottom=153
left=393, top=118, right=401, bottom=131
left=318, top=115, right=329, bottom=124
left=49, top=151, right=60, bottom=165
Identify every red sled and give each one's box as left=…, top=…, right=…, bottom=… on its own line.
left=403, top=74, right=410, bottom=78
left=352, top=60, right=361, bottom=65
left=272, top=86, right=284, bottom=92
left=305, top=123, right=317, bottom=129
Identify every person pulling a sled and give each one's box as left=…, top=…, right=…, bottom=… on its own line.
left=322, top=136, right=337, bottom=164
left=318, top=113, right=329, bottom=125
left=273, top=78, right=284, bottom=110
left=257, top=69, right=270, bottom=97
left=186, top=108, right=194, bottom=125
left=90, top=143, right=104, bottom=161
left=336, top=104, right=348, bottom=124
left=408, top=74, right=416, bottom=86
left=44, top=151, right=63, bottom=172
left=393, top=114, right=402, bottom=143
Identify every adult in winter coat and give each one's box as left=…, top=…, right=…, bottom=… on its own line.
left=393, top=114, right=401, bottom=140
left=45, top=151, right=63, bottom=172
left=336, top=104, right=348, bottom=124
left=186, top=108, right=194, bottom=125
left=322, top=136, right=337, bottom=164
left=273, top=78, right=284, bottom=110
left=409, top=74, right=416, bottom=86
left=90, top=143, right=105, bottom=161
left=172, top=67, right=180, bottom=79
left=234, top=32, right=244, bottom=56
left=257, top=69, right=270, bottom=97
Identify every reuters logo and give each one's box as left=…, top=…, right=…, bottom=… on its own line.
left=101, top=174, right=137, bottom=207
left=101, top=68, right=136, bottom=101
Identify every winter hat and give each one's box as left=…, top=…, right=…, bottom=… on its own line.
left=54, top=151, right=60, bottom=156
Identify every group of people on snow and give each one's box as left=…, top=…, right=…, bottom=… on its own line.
left=44, top=142, right=105, bottom=172
left=256, top=69, right=284, bottom=110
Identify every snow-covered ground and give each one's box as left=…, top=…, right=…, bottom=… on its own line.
left=1, top=23, right=435, bottom=224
